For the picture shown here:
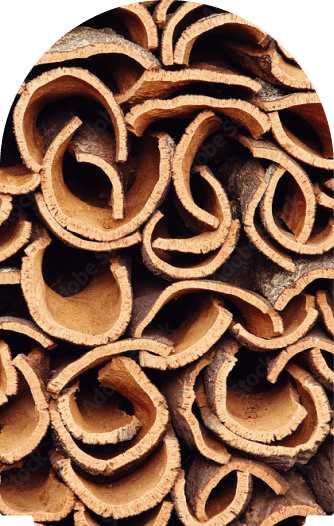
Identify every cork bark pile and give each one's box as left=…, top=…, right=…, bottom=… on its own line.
left=0, top=1, right=333, bottom=525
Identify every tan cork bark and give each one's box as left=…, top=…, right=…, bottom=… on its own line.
left=316, top=290, right=334, bottom=337
left=0, top=164, right=40, bottom=195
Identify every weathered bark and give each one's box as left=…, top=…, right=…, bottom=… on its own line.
left=305, top=441, right=334, bottom=513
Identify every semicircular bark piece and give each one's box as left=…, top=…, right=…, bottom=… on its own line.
left=0, top=164, right=40, bottom=195
left=0, top=450, right=76, bottom=522
left=49, top=355, right=170, bottom=476
left=241, top=470, right=325, bottom=526
left=153, top=0, right=183, bottom=29
left=21, top=227, right=132, bottom=346
left=0, top=340, right=18, bottom=406
left=40, top=117, right=173, bottom=242
left=0, top=213, right=31, bottom=263
left=172, top=455, right=289, bottom=526
left=50, top=426, right=180, bottom=519
left=111, top=3, right=159, bottom=51
left=34, top=191, right=142, bottom=251
left=173, top=12, right=270, bottom=66
left=0, top=351, right=50, bottom=464
left=313, top=180, right=334, bottom=209
left=316, top=290, right=333, bottom=336
left=73, top=498, right=174, bottom=526
left=225, top=40, right=313, bottom=90
left=0, top=317, right=55, bottom=349
left=13, top=66, right=128, bottom=173
left=125, top=95, right=270, bottom=138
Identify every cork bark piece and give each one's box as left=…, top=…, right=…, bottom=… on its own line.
left=204, top=337, right=307, bottom=444
left=230, top=292, right=318, bottom=352
left=305, top=441, right=333, bottom=514
left=50, top=426, right=180, bottom=519
left=111, top=4, right=159, bottom=51
left=0, top=340, right=18, bottom=406
left=173, top=13, right=270, bottom=66
left=21, top=227, right=132, bottom=346
left=34, top=191, right=142, bottom=252
left=253, top=252, right=334, bottom=311
left=13, top=67, right=128, bottom=173
left=47, top=338, right=171, bottom=397
left=0, top=317, right=55, bottom=350
left=49, top=355, right=170, bottom=476
left=259, top=164, right=334, bottom=255
left=172, top=455, right=289, bottom=526
left=0, top=352, right=50, bottom=464
left=225, top=40, right=313, bottom=90
left=0, top=164, right=40, bottom=195
left=0, top=213, right=31, bottom=263
left=196, top=359, right=331, bottom=470
left=241, top=471, right=325, bottom=526
left=267, top=326, right=334, bottom=390
left=56, top=379, right=142, bottom=445
left=74, top=499, right=174, bottom=526
left=160, top=2, right=205, bottom=66
left=41, top=117, right=173, bottom=242
left=0, top=194, right=12, bottom=227
left=316, top=290, right=334, bottom=336
left=313, top=181, right=334, bottom=209
left=115, top=65, right=261, bottom=107
left=153, top=0, right=179, bottom=29
left=125, top=96, right=270, bottom=138
left=0, top=267, right=21, bottom=285
left=0, top=451, right=76, bottom=522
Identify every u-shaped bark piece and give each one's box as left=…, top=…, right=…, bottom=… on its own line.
left=153, top=0, right=183, bottom=29
left=110, top=4, right=159, bottom=51
left=242, top=471, right=325, bottom=526
left=225, top=39, right=313, bottom=90
left=0, top=340, right=18, bottom=406
left=13, top=66, right=128, bottom=173
left=0, top=450, right=76, bottom=522
left=73, top=499, right=174, bottom=526
left=21, top=227, right=132, bottom=346
left=41, top=116, right=173, bottom=242
left=0, top=164, right=40, bottom=195
left=172, top=455, right=289, bottom=526
left=0, top=351, right=50, bottom=464
left=50, top=426, right=180, bottom=519
left=0, top=317, right=55, bottom=349
left=173, top=12, right=270, bottom=66
left=125, top=95, right=270, bottom=138
left=49, top=354, right=170, bottom=476
left=316, top=290, right=333, bottom=337
left=0, top=212, right=31, bottom=263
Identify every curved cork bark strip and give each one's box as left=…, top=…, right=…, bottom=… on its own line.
left=34, top=191, right=142, bottom=251
left=0, top=317, right=55, bottom=349
left=173, top=455, right=289, bottom=525
left=47, top=338, right=171, bottom=397
left=316, top=290, right=334, bottom=336
left=259, top=164, right=333, bottom=255
left=13, top=67, right=128, bottom=173
left=113, top=4, right=159, bottom=51
left=57, top=379, right=142, bottom=445
left=305, top=441, right=334, bottom=514
left=0, top=194, right=12, bottom=226
left=163, top=352, right=230, bottom=465
left=0, top=213, right=31, bottom=263
left=153, top=0, right=179, bottom=28
left=115, top=66, right=261, bottom=107
left=141, top=210, right=240, bottom=281
left=225, top=40, right=313, bottom=90
left=0, top=164, right=39, bottom=195
left=0, top=352, right=50, bottom=464
left=254, top=252, right=334, bottom=311
left=50, top=355, right=170, bottom=476
left=50, top=427, right=180, bottom=519
left=41, top=119, right=173, bottom=242
left=226, top=157, right=294, bottom=272
left=242, top=471, right=325, bottom=526
left=172, top=351, right=330, bottom=470
left=173, top=13, right=270, bottom=66
left=21, top=227, right=132, bottom=346
left=230, top=294, right=318, bottom=352
left=0, top=341, right=18, bottom=406
left=204, top=337, right=307, bottom=444
left=0, top=267, right=21, bottom=285
left=36, top=26, right=160, bottom=69
left=160, top=2, right=205, bottom=65
left=313, top=181, right=334, bottom=209
left=74, top=499, right=174, bottom=526
left=125, top=96, right=270, bottom=138
left=0, top=454, right=76, bottom=522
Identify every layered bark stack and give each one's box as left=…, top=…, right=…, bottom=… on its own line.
left=0, top=1, right=333, bottom=525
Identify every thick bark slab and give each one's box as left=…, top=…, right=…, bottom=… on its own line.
left=305, top=441, right=333, bottom=514
left=50, top=426, right=180, bottom=519
left=21, top=227, right=132, bottom=346
left=107, top=4, right=159, bottom=51
left=0, top=164, right=40, bottom=195
left=0, top=212, right=31, bottom=263
left=0, top=267, right=21, bottom=285
left=13, top=66, right=128, bottom=173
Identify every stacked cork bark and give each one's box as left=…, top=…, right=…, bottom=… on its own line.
left=0, top=1, right=333, bottom=525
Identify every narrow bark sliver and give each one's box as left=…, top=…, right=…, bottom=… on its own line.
left=0, top=340, right=18, bottom=406
left=40, top=115, right=173, bottom=242
left=172, top=455, right=289, bottom=526
left=21, top=227, right=132, bottom=346
left=0, top=448, right=76, bottom=522
left=0, top=350, right=50, bottom=465
left=48, top=348, right=170, bottom=476
left=0, top=211, right=31, bottom=263
left=316, top=290, right=334, bottom=337
left=50, top=426, right=180, bottom=519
